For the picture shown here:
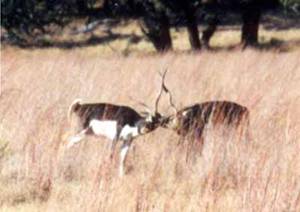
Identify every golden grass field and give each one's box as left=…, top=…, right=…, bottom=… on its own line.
left=1, top=26, right=300, bottom=211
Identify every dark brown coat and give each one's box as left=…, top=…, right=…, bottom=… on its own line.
left=162, top=101, right=250, bottom=141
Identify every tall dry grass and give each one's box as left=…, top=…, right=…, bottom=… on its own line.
left=0, top=48, right=300, bottom=211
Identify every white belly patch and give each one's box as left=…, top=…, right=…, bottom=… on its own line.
left=89, top=120, right=117, bottom=140
left=120, top=125, right=139, bottom=140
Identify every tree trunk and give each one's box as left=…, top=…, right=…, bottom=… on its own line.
left=155, top=15, right=172, bottom=52
left=241, top=9, right=261, bottom=47
left=183, top=6, right=201, bottom=50
left=186, top=22, right=201, bottom=50
left=202, top=21, right=217, bottom=49
left=141, top=13, right=172, bottom=52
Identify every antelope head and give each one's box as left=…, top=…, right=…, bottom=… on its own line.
left=136, top=71, right=169, bottom=134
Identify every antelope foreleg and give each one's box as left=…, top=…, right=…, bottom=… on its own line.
left=119, top=139, right=133, bottom=177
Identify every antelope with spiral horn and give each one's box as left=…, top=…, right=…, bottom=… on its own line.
left=66, top=72, right=168, bottom=177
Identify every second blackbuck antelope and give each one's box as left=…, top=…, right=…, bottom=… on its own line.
left=159, top=74, right=250, bottom=154
left=66, top=73, right=168, bottom=177
left=161, top=101, right=250, bottom=141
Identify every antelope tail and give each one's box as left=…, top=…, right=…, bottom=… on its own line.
left=67, top=98, right=82, bottom=123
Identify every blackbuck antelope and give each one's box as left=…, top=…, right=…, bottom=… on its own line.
left=66, top=72, right=168, bottom=177
left=161, top=101, right=249, bottom=139
left=159, top=78, right=250, bottom=153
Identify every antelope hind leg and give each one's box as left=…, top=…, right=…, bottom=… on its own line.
left=67, top=128, right=89, bottom=148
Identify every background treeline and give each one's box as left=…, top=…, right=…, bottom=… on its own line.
left=1, top=0, right=299, bottom=51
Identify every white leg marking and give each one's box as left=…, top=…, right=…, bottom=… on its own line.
left=67, top=129, right=88, bottom=148
left=119, top=142, right=130, bottom=177
left=120, top=125, right=139, bottom=140
left=90, top=120, right=117, bottom=140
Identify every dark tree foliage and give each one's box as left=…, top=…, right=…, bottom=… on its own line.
left=107, top=0, right=202, bottom=50
left=279, top=0, right=300, bottom=12
left=1, top=0, right=282, bottom=51
left=106, top=0, right=173, bottom=51
left=2, top=0, right=66, bottom=41
left=1, top=0, right=105, bottom=43
left=198, top=0, right=280, bottom=47
left=102, top=0, right=280, bottom=50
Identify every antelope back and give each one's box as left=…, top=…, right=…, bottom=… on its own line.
left=166, top=101, right=249, bottom=138
left=74, top=104, right=142, bottom=126
left=195, top=101, right=249, bottom=126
